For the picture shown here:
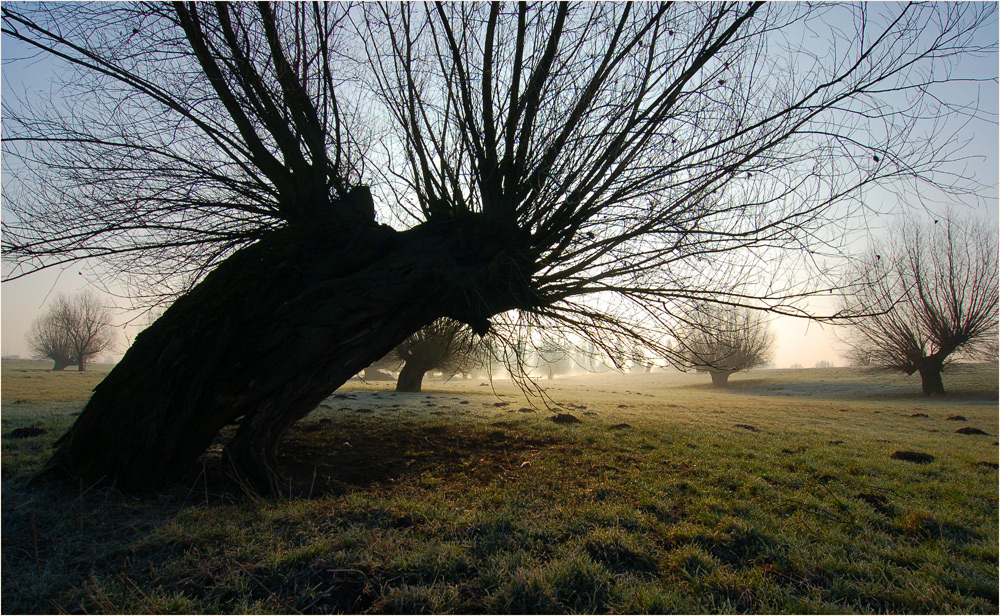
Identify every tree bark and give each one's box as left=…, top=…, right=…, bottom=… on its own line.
left=51, top=357, right=73, bottom=371
left=39, top=212, right=540, bottom=494
left=710, top=371, right=732, bottom=388
left=396, top=361, right=428, bottom=393
left=918, top=364, right=946, bottom=397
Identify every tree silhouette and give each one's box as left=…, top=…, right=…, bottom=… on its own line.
left=1, top=3, right=994, bottom=492
left=392, top=319, right=481, bottom=393
left=677, top=304, right=774, bottom=387
left=26, top=291, right=116, bottom=371
left=26, top=306, right=74, bottom=371
left=840, top=216, right=999, bottom=396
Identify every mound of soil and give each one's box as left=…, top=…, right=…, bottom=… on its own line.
left=975, top=462, right=999, bottom=470
left=608, top=423, right=633, bottom=431
left=11, top=426, right=47, bottom=439
left=517, top=407, right=535, bottom=413
left=827, top=440, right=844, bottom=445
left=891, top=450, right=935, bottom=464
left=955, top=427, right=989, bottom=435
left=733, top=424, right=760, bottom=432
left=550, top=413, right=582, bottom=424
left=855, top=492, right=893, bottom=515
left=945, top=415, right=967, bottom=421
left=909, top=413, right=929, bottom=418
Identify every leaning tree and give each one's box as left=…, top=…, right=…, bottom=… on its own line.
left=840, top=216, right=999, bottom=396
left=677, top=303, right=775, bottom=387
left=2, top=3, right=994, bottom=493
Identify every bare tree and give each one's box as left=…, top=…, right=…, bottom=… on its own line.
left=361, top=320, right=484, bottom=389
left=26, top=307, right=74, bottom=371
left=392, top=319, right=481, bottom=392
left=839, top=216, right=999, bottom=396
left=1, top=3, right=994, bottom=492
left=26, top=291, right=116, bottom=371
left=678, top=304, right=775, bottom=387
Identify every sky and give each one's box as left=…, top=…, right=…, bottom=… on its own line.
left=1, top=6, right=997, bottom=369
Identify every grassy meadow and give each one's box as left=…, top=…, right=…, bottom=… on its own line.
left=2, top=359, right=997, bottom=613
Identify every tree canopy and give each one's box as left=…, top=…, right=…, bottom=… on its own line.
left=4, top=2, right=995, bottom=349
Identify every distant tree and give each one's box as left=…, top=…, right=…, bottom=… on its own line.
left=678, top=304, right=775, bottom=388
left=843, top=347, right=874, bottom=367
left=840, top=216, right=999, bottom=396
left=814, top=360, right=834, bottom=369
left=362, top=355, right=400, bottom=381
left=26, top=291, right=116, bottom=371
left=789, top=363, right=804, bottom=370
left=393, top=319, right=481, bottom=392
left=26, top=309, right=74, bottom=371
left=535, top=338, right=574, bottom=379
left=630, top=346, right=653, bottom=373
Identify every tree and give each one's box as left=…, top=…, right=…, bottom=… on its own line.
left=839, top=216, right=999, bottom=396
left=1, top=3, right=993, bottom=493
left=392, top=319, right=481, bottom=392
left=678, top=304, right=775, bottom=387
left=630, top=346, right=653, bottom=373
left=26, top=307, right=74, bottom=371
left=26, top=291, right=116, bottom=371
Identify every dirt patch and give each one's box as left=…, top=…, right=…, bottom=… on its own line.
left=550, top=413, right=582, bottom=424
left=975, top=462, right=998, bottom=470
left=734, top=424, right=760, bottom=432
left=10, top=426, right=47, bottom=439
left=909, top=413, right=929, bottom=418
left=955, top=427, right=989, bottom=435
left=891, top=451, right=934, bottom=464
left=608, top=423, right=632, bottom=431
left=945, top=415, right=967, bottom=421
left=517, top=407, right=535, bottom=413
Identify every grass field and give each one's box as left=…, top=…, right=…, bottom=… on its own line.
left=2, top=359, right=997, bottom=613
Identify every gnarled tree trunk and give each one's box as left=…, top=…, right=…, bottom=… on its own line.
left=710, top=371, right=732, bottom=388
left=917, top=362, right=946, bottom=397
left=40, top=213, right=539, bottom=494
left=395, top=361, right=429, bottom=393
left=51, top=357, right=73, bottom=371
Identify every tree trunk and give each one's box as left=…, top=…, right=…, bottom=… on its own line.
left=77, top=359, right=87, bottom=372
left=51, top=357, right=73, bottom=371
left=39, top=213, right=540, bottom=494
left=918, top=364, right=946, bottom=397
left=710, top=371, right=731, bottom=388
left=396, top=361, right=428, bottom=393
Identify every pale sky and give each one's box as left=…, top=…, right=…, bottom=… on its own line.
left=2, top=7, right=997, bottom=368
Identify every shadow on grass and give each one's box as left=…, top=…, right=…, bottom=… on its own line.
left=190, top=418, right=564, bottom=500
